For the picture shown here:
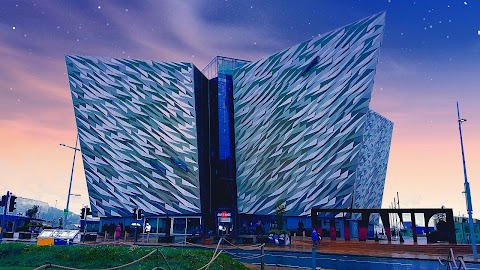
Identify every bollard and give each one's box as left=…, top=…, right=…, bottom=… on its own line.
left=124, top=232, right=128, bottom=242
left=261, top=245, right=265, bottom=270
left=303, top=231, right=306, bottom=238
left=312, top=246, right=316, bottom=270
left=104, top=231, right=107, bottom=241
left=134, top=227, right=137, bottom=245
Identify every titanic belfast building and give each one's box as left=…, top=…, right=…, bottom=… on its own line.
left=65, top=13, right=393, bottom=236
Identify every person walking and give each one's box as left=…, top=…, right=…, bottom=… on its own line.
left=312, top=228, right=320, bottom=246
left=114, top=223, right=121, bottom=242
left=144, top=222, right=151, bottom=243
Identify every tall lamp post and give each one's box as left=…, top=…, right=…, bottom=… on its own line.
left=60, top=134, right=81, bottom=229
left=456, top=102, right=478, bottom=260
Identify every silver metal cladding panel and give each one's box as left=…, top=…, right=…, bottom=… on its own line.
left=234, top=13, right=386, bottom=216
left=354, top=110, right=393, bottom=223
left=66, top=56, right=201, bottom=217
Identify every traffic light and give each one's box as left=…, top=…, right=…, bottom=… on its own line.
left=8, top=195, right=17, bottom=212
left=136, top=208, right=143, bottom=220
left=80, top=207, right=86, bottom=219
left=81, top=206, right=92, bottom=220
left=132, top=208, right=138, bottom=218
left=0, top=195, right=6, bottom=207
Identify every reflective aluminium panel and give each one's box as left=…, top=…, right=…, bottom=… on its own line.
left=234, top=13, right=386, bottom=216
left=354, top=110, right=394, bottom=223
left=66, top=56, right=201, bottom=217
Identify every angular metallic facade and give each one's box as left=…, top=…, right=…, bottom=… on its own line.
left=234, top=13, right=387, bottom=216
left=65, top=12, right=393, bottom=224
left=354, top=110, right=394, bottom=213
left=66, top=56, right=205, bottom=217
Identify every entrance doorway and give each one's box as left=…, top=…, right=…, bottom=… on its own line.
left=217, top=211, right=233, bottom=235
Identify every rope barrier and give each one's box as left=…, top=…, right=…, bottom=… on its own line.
left=33, top=236, right=264, bottom=270
left=178, top=240, right=209, bottom=248
left=197, top=250, right=223, bottom=270
left=157, top=248, right=172, bottom=270
left=34, top=264, right=51, bottom=270
left=223, top=250, right=265, bottom=260
left=34, top=249, right=156, bottom=270
left=34, top=263, right=81, bottom=270
left=177, top=237, right=265, bottom=267
left=105, top=249, right=157, bottom=270
left=221, top=238, right=264, bottom=250
left=179, top=238, right=264, bottom=251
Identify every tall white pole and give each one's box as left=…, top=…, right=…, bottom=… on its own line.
left=456, top=102, right=477, bottom=260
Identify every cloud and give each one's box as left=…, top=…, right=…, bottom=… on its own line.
left=0, top=0, right=288, bottom=210
left=0, top=0, right=290, bottom=143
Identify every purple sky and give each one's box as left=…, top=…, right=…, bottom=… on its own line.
left=1, top=0, right=480, bottom=219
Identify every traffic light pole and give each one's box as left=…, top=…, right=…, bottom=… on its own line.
left=63, top=134, right=79, bottom=229
left=81, top=206, right=86, bottom=243
left=0, top=191, right=10, bottom=242
left=132, top=208, right=142, bottom=244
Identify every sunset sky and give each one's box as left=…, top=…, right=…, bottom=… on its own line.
left=1, top=0, right=480, bottom=220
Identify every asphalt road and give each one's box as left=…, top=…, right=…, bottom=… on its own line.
left=225, top=249, right=480, bottom=270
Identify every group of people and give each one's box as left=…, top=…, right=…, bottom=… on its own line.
left=114, top=220, right=322, bottom=246
left=114, top=222, right=152, bottom=242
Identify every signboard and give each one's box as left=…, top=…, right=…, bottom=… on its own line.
left=217, top=211, right=231, bottom=218
left=217, top=211, right=232, bottom=223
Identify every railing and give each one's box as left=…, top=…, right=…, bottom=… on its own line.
left=437, top=248, right=468, bottom=270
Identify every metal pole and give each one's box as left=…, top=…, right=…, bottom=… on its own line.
left=0, top=191, right=10, bottom=242
left=82, top=207, right=86, bottom=243
left=311, top=246, right=316, bottom=270
left=134, top=226, right=137, bottom=245
left=456, top=102, right=477, bottom=260
left=397, top=192, right=400, bottom=209
left=260, top=244, right=265, bottom=270
left=184, top=218, right=187, bottom=245
left=394, top=198, right=397, bottom=231
left=63, top=134, right=79, bottom=229
left=388, top=205, right=392, bottom=235
left=390, top=203, right=394, bottom=235
left=397, top=192, right=401, bottom=229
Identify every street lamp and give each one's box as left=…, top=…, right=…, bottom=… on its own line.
left=60, top=134, right=81, bottom=229
left=456, top=102, right=477, bottom=260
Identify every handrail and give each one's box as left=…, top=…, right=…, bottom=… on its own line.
left=437, top=248, right=457, bottom=269
left=456, top=256, right=468, bottom=270
left=437, top=248, right=468, bottom=270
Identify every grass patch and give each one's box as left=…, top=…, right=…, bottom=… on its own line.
left=0, top=243, right=251, bottom=270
